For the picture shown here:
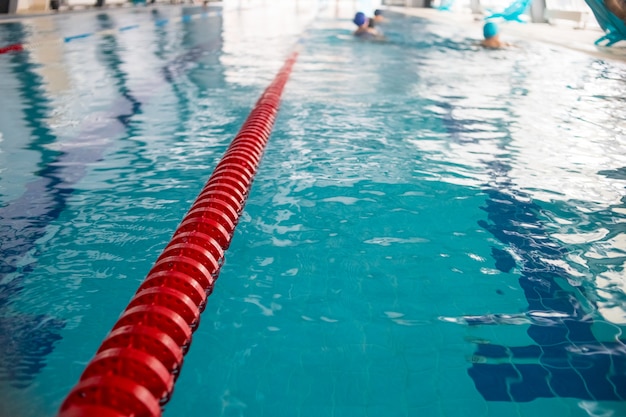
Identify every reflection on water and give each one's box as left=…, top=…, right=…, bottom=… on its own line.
left=470, top=180, right=626, bottom=402
left=0, top=20, right=67, bottom=394
left=244, top=7, right=626, bottom=413
left=393, top=15, right=626, bottom=400
left=0, top=2, right=625, bottom=417
left=0, top=4, right=230, bottom=409
left=1, top=2, right=318, bottom=415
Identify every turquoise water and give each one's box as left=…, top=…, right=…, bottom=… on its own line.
left=1, top=2, right=625, bottom=417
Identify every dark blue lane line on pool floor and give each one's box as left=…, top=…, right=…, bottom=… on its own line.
left=0, top=21, right=66, bottom=390
left=0, top=12, right=224, bottom=273
left=472, top=174, right=626, bottom=402
left=438, top=98, right=626, bottom=402
left=96, top=13, right=143, bottom=128
left=0, top=14, right=223, bottom=389
left=59, top=7, right=219, bottom=43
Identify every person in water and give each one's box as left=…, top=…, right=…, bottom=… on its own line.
left=368, top=9, right=386, bottom=28
left=480, top=22, right=510, bottom=49
left=353, top=12, right=382, bottom=38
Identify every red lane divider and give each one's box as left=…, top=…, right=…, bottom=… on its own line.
left=0, top=43, right=24, bottom=55
left=58, top=50, right=298, bottom=417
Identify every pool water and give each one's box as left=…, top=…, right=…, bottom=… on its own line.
left=1, top=1, right=625, bottom=416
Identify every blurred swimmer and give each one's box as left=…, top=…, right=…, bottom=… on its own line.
left=480, top=22, right=511, bottom=48
left=353, top=11, right=385, bottom=40
left=369, top=9, right=386, bottom=27
left=374, top=9, right=386, bottom=24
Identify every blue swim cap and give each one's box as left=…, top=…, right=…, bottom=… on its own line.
left=483, top=22, right=499, bottom=39
left=353, top=12, right=367, bottom=26
left=374, top=9, right=383, bottom=16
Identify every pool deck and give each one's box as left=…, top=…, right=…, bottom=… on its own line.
left=0, top=1, right=219, bottom=22
left=388, top=6, right=626, bottom=63
left=2, top=2, right=625, bottom=64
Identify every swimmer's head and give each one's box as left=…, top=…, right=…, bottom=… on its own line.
left=374, top=9, right=383, bottom=16
left=353, top=12, right=367, bottom=26
left=483, top=22, right=499, bottom=39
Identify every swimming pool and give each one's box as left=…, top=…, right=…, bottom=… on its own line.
left=1, top=1, right=625, bottom=416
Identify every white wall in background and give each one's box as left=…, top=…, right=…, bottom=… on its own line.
left=356, top=0, right=382, bottom=14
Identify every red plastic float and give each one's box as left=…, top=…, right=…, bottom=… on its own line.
left=127, top=287, right=200, bottom=330
left=79, top=348, right=174, bottom=404
left=0, top=43, right=24, bottom=55
left=158, top=242, right=223, bottom=278
left=206, top=168, right=253, bottom=191
left=196, top=188, right=244, bottom=211
left=57, top=51, right=298, bottom=417
left=149, top=255, right=217, bottom=292
left=113, top=305, right=192, bottom=352
left=140, top=270, right=208, bottom=310
left=166, top=231, right=224, bottom=264
left=191, top=196, right=239, bottom=225
left=97, top=325, right=184, bottom=377
left=185, top=206, right=237, bottom=234
left=202, top=182, right=247, bottom=205
left=175, top=217, right=232, bottom=249
left=59, top=376, right=162, bottom=417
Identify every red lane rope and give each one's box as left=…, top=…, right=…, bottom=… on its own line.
left=58, top=50, right=298, bottom=417
left=0, top=43, right=24, bottom=55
